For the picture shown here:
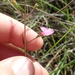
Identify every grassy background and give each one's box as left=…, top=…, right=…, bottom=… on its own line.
left=0, top=0, right=75, bottom=75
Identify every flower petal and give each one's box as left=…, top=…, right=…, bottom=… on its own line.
left=40, top=27, right=48, bottom=31
left=47, top=29, right=54, bottom=34
left=40, top=27, right=54, bottom=36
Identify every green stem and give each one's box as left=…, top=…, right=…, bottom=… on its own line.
left=50, top=59, right=75, bottom=74
left=43, top=25, right=75, bottom=58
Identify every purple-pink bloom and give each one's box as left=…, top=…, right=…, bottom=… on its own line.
left=40, top=27, right=54, bottom=36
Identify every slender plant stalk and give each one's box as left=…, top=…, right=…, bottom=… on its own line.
left=24, top=0, right=27, bottom=54
left=9, top=0, right=38, bottom=52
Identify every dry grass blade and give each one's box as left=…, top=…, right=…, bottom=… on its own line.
left=45, top=49, right=63, bottom=69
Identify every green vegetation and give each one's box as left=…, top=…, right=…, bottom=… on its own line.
left=0, top=0, right=75, bottom=75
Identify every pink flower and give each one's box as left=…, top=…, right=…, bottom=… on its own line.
left=40, top=27, right=54, bottom=36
